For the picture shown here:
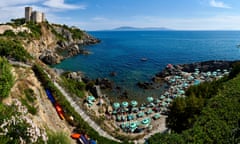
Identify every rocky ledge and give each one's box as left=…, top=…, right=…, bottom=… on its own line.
left=37, top=24, right=100, bottom=65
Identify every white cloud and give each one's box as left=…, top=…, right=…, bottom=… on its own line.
left=43, top=0, right=86, bottom=10
left=209, top=0, right=231, bottom=9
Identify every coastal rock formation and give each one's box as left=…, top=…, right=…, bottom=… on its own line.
left=39, top=50, right=61, bottom=65
left=96, top=78, right=114, bottom=89
left=67, top=71, right=83, bottom=82
left=138, top=60, right=237, bottom=90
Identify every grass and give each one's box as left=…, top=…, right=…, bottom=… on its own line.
left=47, top=131, right=71, bottom=144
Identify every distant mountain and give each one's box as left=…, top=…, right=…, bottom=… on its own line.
left=113, top=26, right=172, bottom=31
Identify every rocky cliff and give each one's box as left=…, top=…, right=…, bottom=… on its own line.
left=0, top=22, right=100, bottom=65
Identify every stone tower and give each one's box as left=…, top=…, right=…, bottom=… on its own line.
left=25, top=7, right=32, bottom=22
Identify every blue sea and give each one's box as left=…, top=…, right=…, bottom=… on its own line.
left=54, top=31, right=240, bottom=102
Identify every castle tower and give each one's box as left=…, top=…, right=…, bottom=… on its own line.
left=42, top=13, right=45, bottom=22
left=32, top=11, right=43, bottom=23
left=25, top=7, right=32, bottom=22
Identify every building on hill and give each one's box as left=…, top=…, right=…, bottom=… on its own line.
left=25, top=7, right=45, bottom=23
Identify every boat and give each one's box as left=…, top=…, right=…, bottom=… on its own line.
left=141, top=57, right=148, bottom=61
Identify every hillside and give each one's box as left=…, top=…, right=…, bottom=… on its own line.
left=148, top=63, right=240, bottom=143
left=0, top=19, right=100, bottom=65
left=0, top=19, right=111, bottom=144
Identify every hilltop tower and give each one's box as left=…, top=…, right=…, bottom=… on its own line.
left=25, top=7, right=32, bottom=22
left=24, top=7, right=46, bottom=23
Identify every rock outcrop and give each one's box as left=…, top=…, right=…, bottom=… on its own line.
left=19, top=23, right=100, bottom=65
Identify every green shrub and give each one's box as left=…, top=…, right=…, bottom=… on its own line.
left=26, top=22, right=42, bottom=39
left=61, top=76, right=85, bottom=98
left=24, top=88, right=36, bottom=103
left=47, top=132, right=71, bottom=144
left=0, top=57, right=14, bottom=100
left=0, top=39, right=32, bottom=62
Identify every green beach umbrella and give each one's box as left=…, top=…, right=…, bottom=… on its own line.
left=131, top=100, right=138, bottom=107
left=87, top=96, right=95, bottom=101
left=113, top=102, right=120, bottom=109
left=147, top=97, right=154, bottom=102
left=160, top=95, right=165, bottom=100
left=122, top=101, right=129, bottom=107
left=142, top=118, right=150, bottom=125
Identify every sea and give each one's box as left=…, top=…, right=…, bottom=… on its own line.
left=54, top=30, right=240, bottom=102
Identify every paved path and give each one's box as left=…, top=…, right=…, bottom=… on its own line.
left=53, top=82, right=121, bottom=143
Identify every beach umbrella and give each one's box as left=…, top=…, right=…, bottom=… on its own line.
left=122, top=101, right=129, bottom=107
left=147, top=97, right=154, bottom=103
left=167, top=98, right=172, bottom=103
left=131, top=100, right=138, bottom=107
left=141, top=118, right=151, bottom=125
left=87, top=96, right=95, bottom=101
left=194, top=80, right=201, bottom=85
left=160, top=95, right=165, bottom=100
left=113, top=102, right=120, bottom=109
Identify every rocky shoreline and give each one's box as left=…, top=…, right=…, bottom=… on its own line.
left=137, top=60, right=237, bottom=90
left=39, top=32, right=100, bottom=65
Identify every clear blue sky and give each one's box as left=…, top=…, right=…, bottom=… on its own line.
left=1, top=0, right=240, bottom=30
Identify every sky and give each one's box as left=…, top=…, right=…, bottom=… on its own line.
left=1, top=0, right=240, bottom=30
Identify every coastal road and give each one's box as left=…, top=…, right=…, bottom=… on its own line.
left=53, top=81, right=121, bottom=143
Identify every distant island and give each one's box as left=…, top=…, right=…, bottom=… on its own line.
left=112, top=26, right=172, bottom=31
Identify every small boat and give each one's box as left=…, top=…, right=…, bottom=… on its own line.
left=141, top=58, right=148, bottom=61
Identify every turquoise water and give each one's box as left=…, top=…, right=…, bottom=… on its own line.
left=54, top=31, right=240, bottom=101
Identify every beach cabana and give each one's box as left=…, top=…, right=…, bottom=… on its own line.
left=121, top=101, right=129, bottom=107
left=113, top=102, right=120, bottom=109
left=147, top=97, right=154, bottom=103
left=131, top=100, right=138, bottom=107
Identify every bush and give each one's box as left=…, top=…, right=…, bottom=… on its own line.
left=0, top=39, right=32, bottom=62
left=0, top=57, right=14, bottom=100
left=47, top=132, right=71, bottom=144
left=26, top=22, right=42, bottom=39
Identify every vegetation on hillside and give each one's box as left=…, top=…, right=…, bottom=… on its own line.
left=26, top=22, right=42, bottom=39
left=32, top=64, right=121, bottom=144
left=0, top=57, right=45, bottom=144
left=0, top=57, right=14, bottom=100
left=60, top=73, right=85, bottom=98
left=148, top=63, right=240, bottom=144
left=0, top=39, right=32, bottom=62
